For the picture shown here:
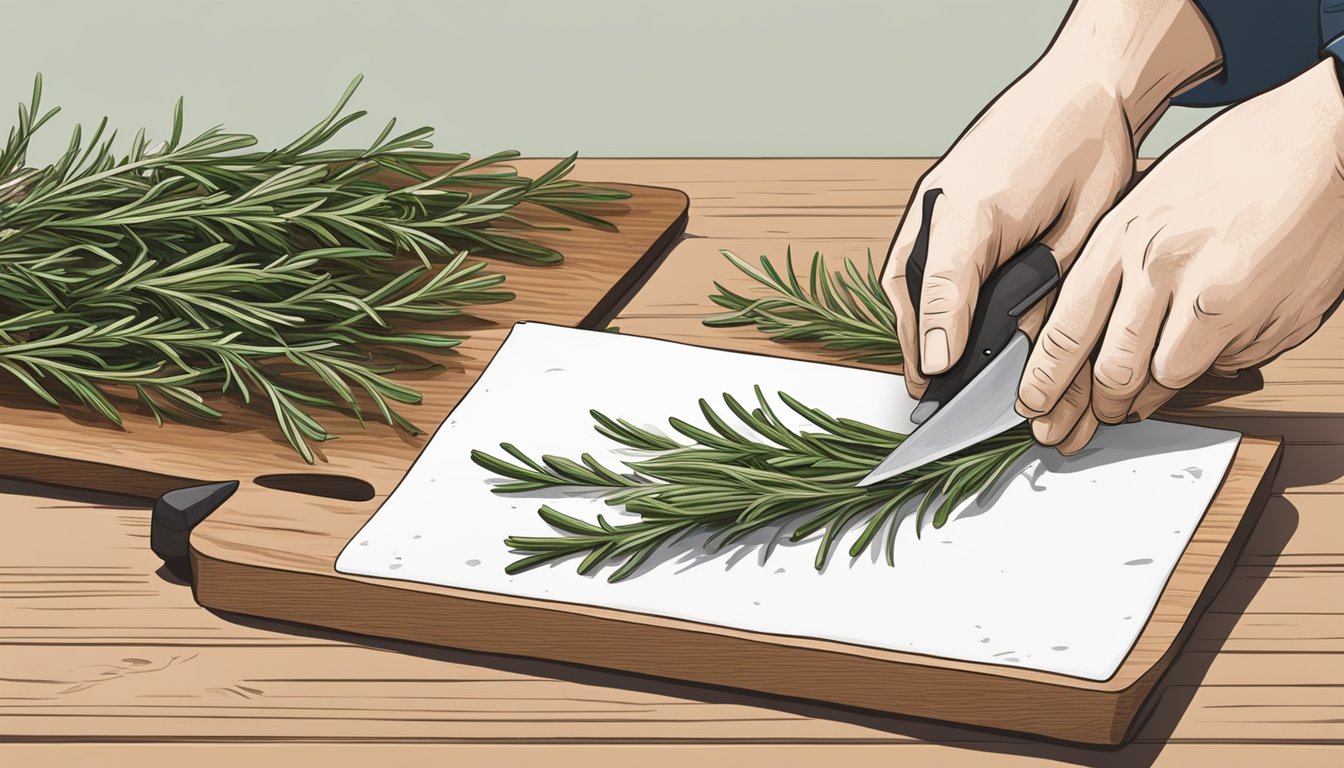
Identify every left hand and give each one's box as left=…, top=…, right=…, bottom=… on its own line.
left=1015, top=59, right=1344, bottom=453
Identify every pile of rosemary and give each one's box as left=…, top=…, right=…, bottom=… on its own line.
left=474, top=250, right=1037, bottom=581
left=0, top=75, right=626, bottom=461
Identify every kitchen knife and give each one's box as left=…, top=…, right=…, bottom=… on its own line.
left=856, top=189, right=1060, bottom=487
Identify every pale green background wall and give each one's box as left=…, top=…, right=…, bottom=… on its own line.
left=1, top=0, right=1217, bottom=163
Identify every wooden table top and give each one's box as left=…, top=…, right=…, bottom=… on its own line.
left=3, top=159, right=1340, bottom=767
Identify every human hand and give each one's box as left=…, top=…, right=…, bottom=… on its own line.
left=881, top=0, right=1219, bottom=397
left=1018, top=59, right=1344, bottom=453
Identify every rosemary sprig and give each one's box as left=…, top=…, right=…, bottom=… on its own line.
left=0, top=75, right=627, bottom=461
left=0, top=248, right=503, bottom=462
left=705, top=248, right=902, bottom=365
left=474, top=247, right=1040, bottom=580
left=0, top=75, right=629, bottom=266
left=473, top=388, right=1032, bottom=581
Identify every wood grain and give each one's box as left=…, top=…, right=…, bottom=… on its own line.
left=4, top=745, right=1342, bottom=768
left=3, top=159, right=1338, bottom=766
left=170, top=434, right=1281, bottom=745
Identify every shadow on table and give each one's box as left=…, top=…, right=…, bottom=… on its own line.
left=210, top=496, right=1295, bottom=766
left=1159, top=405, right=1344, bottom=492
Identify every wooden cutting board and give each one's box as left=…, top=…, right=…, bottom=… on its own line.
left=0, top=180, right=688, bottom=499
left=166, top=325, right=1279, bottom=747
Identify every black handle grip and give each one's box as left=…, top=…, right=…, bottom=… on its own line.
left=904, top=188, right=942, bottom=311
left=904, top=188, right=1061, bottom=419
left=150, top=480, right=239, bottom=582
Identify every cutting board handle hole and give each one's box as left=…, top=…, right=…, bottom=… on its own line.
left=253, top=473, right=375, bottom=502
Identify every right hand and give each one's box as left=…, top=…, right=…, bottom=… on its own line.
left=881, top=67, right=1137, bottom=397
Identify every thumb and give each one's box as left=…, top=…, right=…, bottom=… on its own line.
left=915, top=195, right=998, bottom=375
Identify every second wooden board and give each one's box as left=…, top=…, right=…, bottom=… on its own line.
left=0, top=181, right=688, bottom=499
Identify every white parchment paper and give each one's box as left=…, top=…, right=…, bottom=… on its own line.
left=336, top=323, right=1242, bottom=681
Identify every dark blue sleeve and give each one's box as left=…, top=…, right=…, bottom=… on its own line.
left=1323, top=2, right=1344, bottom=68
left=1171, top=0, right=1323, bottom=107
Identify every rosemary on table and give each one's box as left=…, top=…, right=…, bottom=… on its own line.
left=705, top=247, right=902, bottom=365
left=473, top=387, right=1032, bottom=582
left=0, top=75, right=627, bottom=462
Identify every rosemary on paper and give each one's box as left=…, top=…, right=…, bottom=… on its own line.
left=473, top=388, right=1032, bottom=581
left=471, top=250, right=1036, bottom=581
left=0, top=75, right=627, bottom=462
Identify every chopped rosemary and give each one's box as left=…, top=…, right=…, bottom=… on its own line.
left=0, top=75, right=627, bottom=461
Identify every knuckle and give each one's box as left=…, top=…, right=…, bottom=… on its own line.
left=1136, top=231, right=1207, bottom=282
left=1026, top=364, right=1059, bottom=388
left=1056, top=368, right=1092, bottom=408
left=1092, top=344, right=1142, bottom=391
left=1109, top=320, right=1148, bottom=354
left=1193, top=283, right=1239, bottom=321
left=1092, top=365, right=1140, bottom=398
left=1065, top=370, right=1091, bottom=398
left=919, top=273, right=970, bottom=318
left=1039, top=325, right=1084, bottom=360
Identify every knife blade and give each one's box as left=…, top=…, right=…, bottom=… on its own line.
left=856, top=331, right=1030, bottom=486
left=856, top=188, right=1060, bottom=487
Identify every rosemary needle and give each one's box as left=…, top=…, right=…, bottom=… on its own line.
left=0, top=75, right=627, bottom=462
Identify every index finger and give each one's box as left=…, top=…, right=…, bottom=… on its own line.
left=1016, top=237, right=1121, bottom=418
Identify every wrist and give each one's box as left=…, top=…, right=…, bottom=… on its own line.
left=1042, top=0, right=1221, bottom=138
left=1295, top=60, right=1344, bottom=166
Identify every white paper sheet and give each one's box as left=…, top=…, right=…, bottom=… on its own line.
left=336, top=322, right=1242, bottom=682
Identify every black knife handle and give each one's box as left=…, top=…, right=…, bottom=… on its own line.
left=904, top=187, right=942, bottom=312
left=150, top=480, right=239, bottom=582
left=903, top=188, right=1061, bottom=416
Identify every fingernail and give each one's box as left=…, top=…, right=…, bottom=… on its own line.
left=922, top=328, right=949, bottom=373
